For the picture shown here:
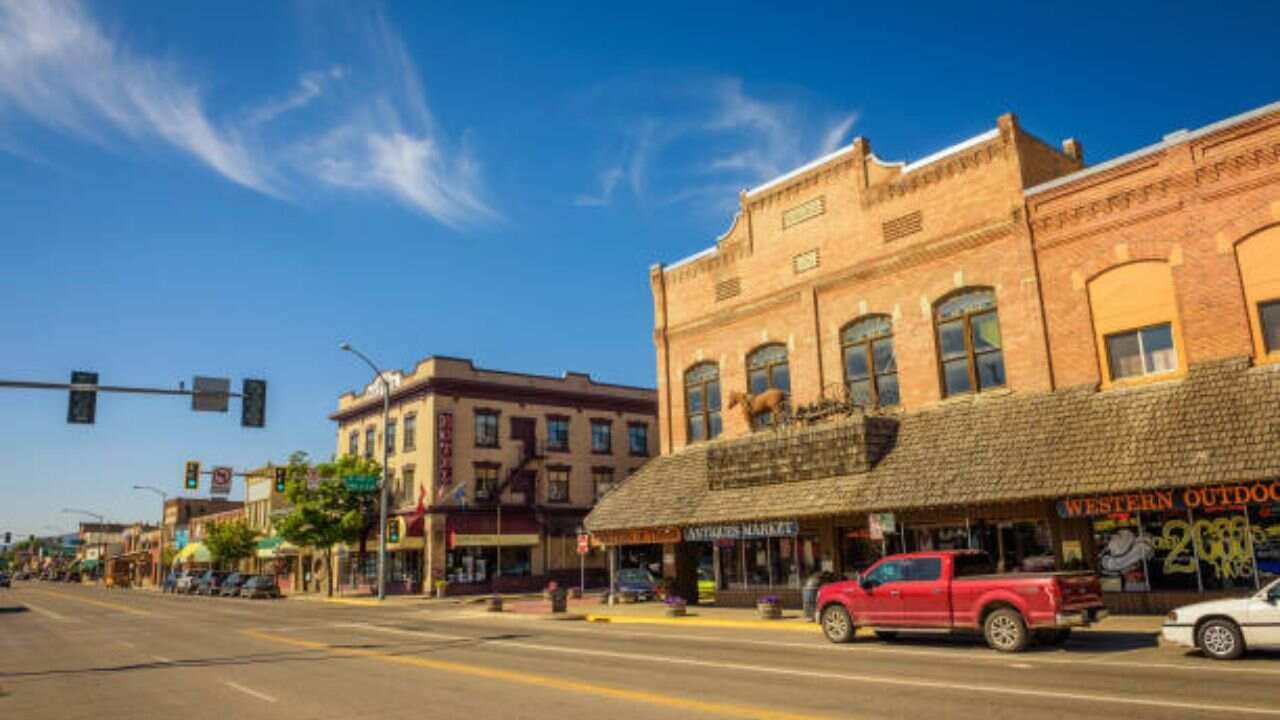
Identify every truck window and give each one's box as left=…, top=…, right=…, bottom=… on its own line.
left=903, top=557, right=942, bottom=581
left=863, top=560, right=903, bottom=586
left=953, top=553, right=996, bottom=577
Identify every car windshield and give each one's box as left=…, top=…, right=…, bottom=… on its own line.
left=618, top=569, right=651, bottom=583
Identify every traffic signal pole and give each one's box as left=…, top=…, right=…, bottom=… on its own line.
left=0, top=375, right=266, bottom=426
left=340, top=343, right=389, bottom=602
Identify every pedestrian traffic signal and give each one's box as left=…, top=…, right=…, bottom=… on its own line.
left=185, top=461, right=200, bottom=490
left=67, top=371, right=98, bottom=424
left=274, top=466, right=287, bottom=493
left=241, top=379, right=266, bottom=428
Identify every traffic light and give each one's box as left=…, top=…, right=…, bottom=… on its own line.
left=273, top=466, right=287, bottom=493
left=241, top=379, right=266, bottom=428
left=67, top=371, right=98, bottom=424
left=3, top=532, right=10, bottom=545
left=185, top=461, right=200, bottom=490
left=388, top=520, right=400, bottom=544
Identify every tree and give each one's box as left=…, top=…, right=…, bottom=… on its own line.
left=203, top=520, right=259, bottom=571
left=274, top=450, right=381, bottom=596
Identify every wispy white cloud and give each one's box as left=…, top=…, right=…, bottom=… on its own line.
left=0, top=0, right=491, bottom=227
left=573, top=75, right=858, bottom=213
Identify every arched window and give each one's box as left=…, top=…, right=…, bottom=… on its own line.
left=935, top=288, right=1005, bottom=397
left=1236, top=225, right=1280, bottom=359
left=841, top=315, right=899, bottom=407
left=1088, top=262, right=1182, bottom=383
left=684, top=363, right=722, bottom=443
left=746, top=344, right=790, bottom=395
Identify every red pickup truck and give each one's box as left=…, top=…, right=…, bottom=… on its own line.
left=817, top=550, right=1107, bottom=652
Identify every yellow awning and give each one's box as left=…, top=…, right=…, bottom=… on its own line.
left=452, top=533, right=539, bottom=548
left=173, top=542, right=210, bottom=563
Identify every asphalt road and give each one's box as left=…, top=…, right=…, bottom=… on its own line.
left=2, top=582, right=1278, bottom=720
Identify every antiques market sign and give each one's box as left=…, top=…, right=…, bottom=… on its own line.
left=1057, top=481, right=1280, bottom=519
left=684, top=520, right=799, bottom=542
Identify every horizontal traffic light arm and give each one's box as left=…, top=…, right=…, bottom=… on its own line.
left=0, top=379, right=243, bottom=398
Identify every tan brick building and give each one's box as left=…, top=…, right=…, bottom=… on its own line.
left=332, top=356, right=656, bottom=594
left=589, top=100, right=1280, bottom=613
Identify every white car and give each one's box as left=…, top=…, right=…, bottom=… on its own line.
left=1162, top=578, right=1280, bottom=659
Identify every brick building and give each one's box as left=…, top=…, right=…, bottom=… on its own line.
left=331, top=356, right=656, bottom=594
left=588, top=100, right=1280, bottom=613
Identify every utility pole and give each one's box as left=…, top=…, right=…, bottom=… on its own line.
left=62, top=508, right=106, bottom=581
left=132, top=485, right=168, bottom=587
left=340, top=343, right=390, bottom=601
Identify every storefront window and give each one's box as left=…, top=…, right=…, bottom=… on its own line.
left=446, top=546, right=532, bottom=584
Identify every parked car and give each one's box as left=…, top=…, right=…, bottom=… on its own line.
left=239, top=575, right=281, bottom=599
left=161, top=570, right=180, bottom=593
left=0, top=573, right=10, bottom=588
left=1161, top=578, right=1280, bottom=660
left=195, top=570, right=231, bottom=596
left=218, top=573, right=248, bottom=597
left=174, top=570, right=202, bottom=594
left=63, top=571, right=81, bottom=583
left=614, top=568, right=656, bottom=601
left=697, top=566, right=716, bottom=604
left=817, top=550, right=1108, bottom=653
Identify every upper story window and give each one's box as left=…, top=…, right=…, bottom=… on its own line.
left=547, top=467, right=570, bottom=503
left=546, top=416, right=570, bottom=452
left=364, top=427, right=376, bottom=459
left=935, top=288, right=1005, bottom=397
left=1106, top=324, right=1177, bottom=380
left=628, top=423, right=649, bottom=457
left=841, top=315, right=899, bottom=408
left=348, top=430, right=358, bottom=457
left=1088, top=261, right=1183, bottom=385
left=684, top=363, right=722, bottom=442
left=1235, top=225, right=1280, bottom=360
left=592, top=467, right=615, bottom=502
left=590, top=419, right=612, bottom=454
left=475, top=410, right=499, bottom=448
left=403, top=467, right=416, bottom=506
left=385, top=420, right=397, bottom=455
left=474, top=464, right=498, bottom=502
left=747, top=344, right=790, bottom=395
left=403, top=414, right=417, bottom=451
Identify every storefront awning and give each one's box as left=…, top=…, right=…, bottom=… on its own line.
left=451, top=533, right=539, bottom=548
left=173, top=542, right=210, bottom=564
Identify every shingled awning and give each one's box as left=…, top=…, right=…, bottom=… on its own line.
left=585, top=358, right=1280, bottom=533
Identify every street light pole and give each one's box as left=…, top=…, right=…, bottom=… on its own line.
left=62, top=508, right=105, bottom=581
left=340, top=342, right=390, bottom=601
left=132, top=485, right=168, bottom=587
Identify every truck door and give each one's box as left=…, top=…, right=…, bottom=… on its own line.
left=853, top=559, right=905, bottom=625
left=896, top=556, right=948, bottom=627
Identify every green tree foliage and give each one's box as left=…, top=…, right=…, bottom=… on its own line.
left=203, top=519, right=259, bottom=571
left=274, top=450, right=381, bottom=596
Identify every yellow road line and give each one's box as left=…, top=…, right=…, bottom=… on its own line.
left=242, top=629, right=830, bottom=720
left=25, top=589, right=151, bottom=616
left=584, top=614, right=820, bottom=633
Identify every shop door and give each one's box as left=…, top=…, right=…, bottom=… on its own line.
left=510, top=417, right=537, bottom=457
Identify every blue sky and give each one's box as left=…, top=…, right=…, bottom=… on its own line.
left=1, top=0, right=1277, bottom=538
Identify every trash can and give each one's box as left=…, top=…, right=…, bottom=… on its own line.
left=550, top=588, right=568, bottom=613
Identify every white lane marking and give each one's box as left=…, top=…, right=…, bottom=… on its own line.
left=152, top=655, right=173, bottom=663
left=1009, top=662, right=1032, bottom=669
left=461, top=617, right=1280, bottom=677
left=18, top=602, right=74, bottom=622
left=116, top=640, right=135, bottom=649
left=342, top=622, right=1280, bottom=717
left=224, top=681, right=277, bottom=703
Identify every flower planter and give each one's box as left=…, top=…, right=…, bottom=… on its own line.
left=486, top=595, right=503, bottom=612
left=664, top=604, right=687, bottom=617
left=619, top=591, right=638, bottom=604
left=757, top=602, right=782, bottom=619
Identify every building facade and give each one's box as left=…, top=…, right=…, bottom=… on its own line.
left=332, top=356, right=657, bottom=594
left=588, top=100, right=1280, bottom=613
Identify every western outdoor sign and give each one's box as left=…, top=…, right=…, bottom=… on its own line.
left=1057, top=481, right=1280, bottom=519
left=683, top=520, right=799, bottom=542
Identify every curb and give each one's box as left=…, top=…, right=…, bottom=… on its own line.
left=582, top=614, right=820, bottom=633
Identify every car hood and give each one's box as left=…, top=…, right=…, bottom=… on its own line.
left=1171, top=597, right=1249, bottom=620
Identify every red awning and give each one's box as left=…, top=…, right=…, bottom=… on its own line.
left=446, top=511, right=539, bottom=535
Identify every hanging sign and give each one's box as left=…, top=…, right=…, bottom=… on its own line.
left=436, top=412, right=454, bottom=499
left=683, top=520, right=799, bottom=542
left=1056, top=482, right=1280, bottom=519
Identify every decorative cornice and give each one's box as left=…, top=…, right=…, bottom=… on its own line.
left=331, top=377, right=657, bottom=423
left=664, top=240, right=752, bottom=286
left=861, top=138, right=1009, bottom=208
left=1031, top=176, right=1179, bottom=236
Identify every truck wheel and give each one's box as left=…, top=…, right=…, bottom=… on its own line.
left=1034, top=628, right=1071, bottom=646
left=1198, top=619, right=1245, bottom=660
left=984, top=608, right=1029, bottom=653
left=874, top=631, right=899, bottom=641
left=821, top=605, right=855, bottom=644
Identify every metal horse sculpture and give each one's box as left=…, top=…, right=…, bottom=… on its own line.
left=727, top=388, right=789, bottom=429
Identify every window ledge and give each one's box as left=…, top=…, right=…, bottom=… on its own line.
left=935, top=387, right=1013, bottom=408
left=1102, top=371, right=1185, bottom=392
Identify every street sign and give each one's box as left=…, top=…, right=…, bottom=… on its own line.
left=67, top=371, right=98, bottom=424
left=211, top=466, right=234, bottom=495
left=576, top=533, right=590, bottom=555
left=192, top=376, right=230, bottom=412
left=306, top=467, right=320, bottom=491
left=342, top=474, right=378, bottom=492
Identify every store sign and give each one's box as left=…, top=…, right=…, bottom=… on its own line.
left=683, top=520, right=799, bottom=542
left=436, top=412, right=454, bottom=499
left=868, top=513, right=895, bottom=541
left=592, top=527, right=682, bottom=546
left=1057, top=481, right=1280, bottom=519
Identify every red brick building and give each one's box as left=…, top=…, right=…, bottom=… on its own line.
left=589, top=100, right=1280, bottom=613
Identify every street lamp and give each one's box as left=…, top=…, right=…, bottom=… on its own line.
left=133, top=485, right=168, bottom=587
left=62, top=508, right=106, bottom=581
left=340, top=341, right=390, bottom=601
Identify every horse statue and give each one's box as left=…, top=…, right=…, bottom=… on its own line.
left=727, top=388, right=789, bottom=429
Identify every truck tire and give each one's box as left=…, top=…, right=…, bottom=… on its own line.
left=821, top=605, right=855, bottom=644
left=984, top=608, right=1029, bottom=653
left=1034, top=628, right=1071, bottom=646
left=1198, top=619, right=1245, bottom=660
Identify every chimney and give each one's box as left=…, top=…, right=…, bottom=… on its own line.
left=1062, top=138, right=1084, bottom=164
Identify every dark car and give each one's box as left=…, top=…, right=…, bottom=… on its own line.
left=195, top=570, right=231, bottom=596
left=161, top=570, right=180, bottom=593
left=239, top=575, right=281, bottom=599
left=218, top=573, right=248, bottom=597
left=613, top=568, right=656, bottom=601
left=0, top=573, right=10, bottom=588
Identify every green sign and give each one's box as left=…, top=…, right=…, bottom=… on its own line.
left=343, top=474, right=379, bottom=492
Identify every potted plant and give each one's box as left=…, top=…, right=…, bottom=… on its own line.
left=486, top=593, right=503, bottom=612
left=663, top=595, right=687, bottom=617
left=757, top=595, right=782, bottom=619
left=434, top=579, right=448, bottom=599
left=653, top=577, right=674, bottom=600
